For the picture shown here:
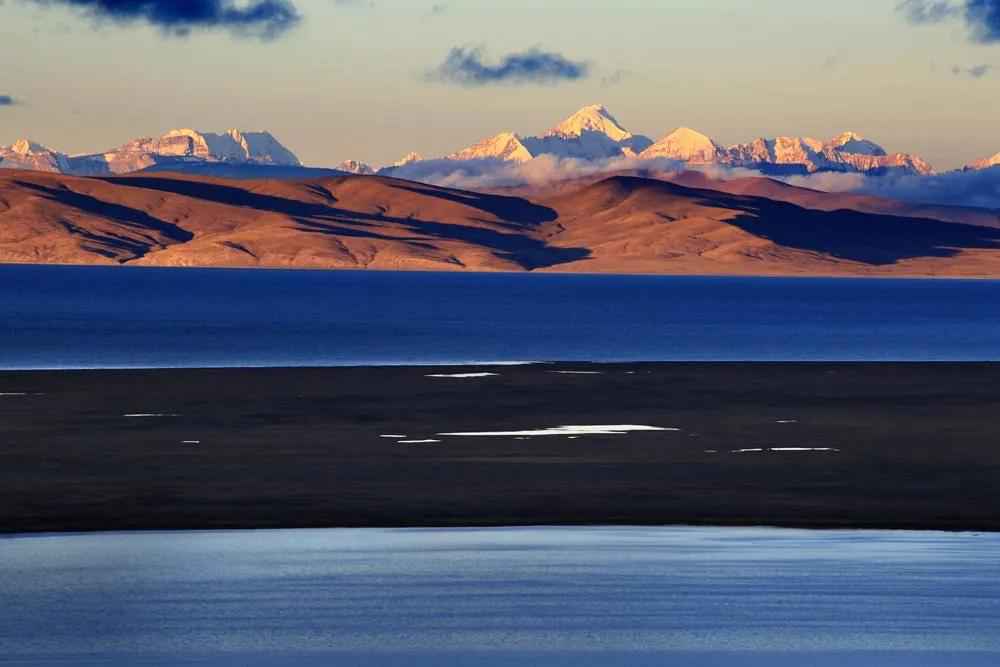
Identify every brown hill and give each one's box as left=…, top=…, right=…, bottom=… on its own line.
left=3, top=168, right=1000, bottom=276
left=535, top=176, right=1000, bottom=276
left=666, top=170, right=1000, bottom=229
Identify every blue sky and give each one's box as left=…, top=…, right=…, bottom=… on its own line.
left=0, top=0, right=997, bottom=169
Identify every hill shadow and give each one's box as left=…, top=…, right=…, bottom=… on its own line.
left=106, top=175, right=586, bottom=270
left=712, top=195, right=1000, bottom=265
left=15, top=181, right=194, bottom=244
left=595, top=177, right=1000, bottom=265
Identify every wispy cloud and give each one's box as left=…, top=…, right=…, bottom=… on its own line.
left=952, top=63, right=993, bottom=77
left=429, top=47, right=590, bottom=86
left=21, top=0, right=302, bottom=39
left=898, top=0, right=961, bottom=23
left=0, top=95, right=15, bottom=107
left=898, top=0, right=1000, bottom=43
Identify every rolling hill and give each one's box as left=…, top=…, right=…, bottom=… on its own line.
left=2, top=168, right=1000, bottom=277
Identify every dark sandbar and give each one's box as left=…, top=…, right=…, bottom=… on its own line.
left=2, top=363, right=999, bottom=533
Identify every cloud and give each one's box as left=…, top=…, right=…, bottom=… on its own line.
left=430, top=47, right=590, bottom=86
left=386, top=154, right=685, bottom=190
left=427, top=3, right=447, bottom=16
left=952, top=63, right=993, bottom=77
left=384, top=153, right=1000, bottom=211
left=898, top=0, right=1000, bottom=43
left=22, top=0, right=302, bottom=38
left=898, top=0, right=961, bottom=23
left=787, top=168, right=1000, bottom=209
left=0, top=95, right=15, bottom=106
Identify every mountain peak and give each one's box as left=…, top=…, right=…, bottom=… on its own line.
left=547, top=104, right=633, bottom=142
left=393, top=152, right=423, bottom=167
left=968, top=151, right=1000, bottom=170
left=827, top=131, right=886, bottom=156
left=336, top=159, right=376, bottom=175
left=448, top=132, right=533, bottom=163
left=10, top=138, right=51, bottom=155
left=641, top=127, right=724, bottom=163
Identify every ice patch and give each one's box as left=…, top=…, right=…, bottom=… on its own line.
left=776, top=420, right=799, bottom=424
left=439, top=425, right=679, bottom=437
left=426, top=373, right=500, bottom=379
left=733, top=447, right=839, bottom=454
left=123, top=413, right=180, bottom=418
left=0, top=393, right=28, bottom=397
left=380, top=435, right=407, bottom=439
left=398, top=439, right=441, bottom=444
left=181, top=440, right=201, bottom=445
left=771, top=447, right=840, bottom=453
left=550, top=371, right=603, bottom=375
left=704, top=449, right=719, bottom=454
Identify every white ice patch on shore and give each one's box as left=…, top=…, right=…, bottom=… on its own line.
left=123, top=413, right=180, bottom=418
left=398, top=439, right=441, bottom=444
left=550, top=371, right=603, bottom=375
left=733, top=447, right=840, bottom=454
left=439, top=425, right=679, bottom=437
left=426, top=373, right=500, bottom=379
left=380, top=435, right=407, bottom=439
left=182, top=440, right=201, bottom=445
left=776, top=420, right=799, bottom=424
left=771, top=447, right=840, bottom=453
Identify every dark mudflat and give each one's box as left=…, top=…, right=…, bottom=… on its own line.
left=1, top=363, right=999, bottom=534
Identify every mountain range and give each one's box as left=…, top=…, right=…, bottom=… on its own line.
left=0, top=129, right=301, bottom=177
left=3, top=105, right=998, bottom=180
left=425, top=105, right=938, bottom=177
left=2, top=169, right=999, bottom=276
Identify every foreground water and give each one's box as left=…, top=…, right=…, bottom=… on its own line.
left=1, top=527, right=998, bottom=666
left=2, top=265, right=1000, bottom=368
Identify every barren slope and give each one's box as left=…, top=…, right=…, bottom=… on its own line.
left=3, top=169, right=1000, bottom=276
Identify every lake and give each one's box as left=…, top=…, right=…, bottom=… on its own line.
left=1, top=526, right=998, bottom=666
left=2, top=264, right=1000, bottom=368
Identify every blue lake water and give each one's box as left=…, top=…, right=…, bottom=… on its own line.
left=1, top=264, right=1000, bottom=368
left=1, top=526, right=998, bottom=666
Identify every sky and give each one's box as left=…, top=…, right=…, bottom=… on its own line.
left=0, top=0, right=998, bottom=170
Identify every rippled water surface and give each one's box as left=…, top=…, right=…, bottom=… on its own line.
left=2, top=526, right=999, bottom=666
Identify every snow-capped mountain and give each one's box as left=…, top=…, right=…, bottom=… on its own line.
left=640, top=127, right=725, bottom=163
left=636, top=126, right=933, bottom=176
left=448, top=132, right=535, bottom=163
left=967, top=152, right=1000, bottom=170
left=0, top=139, right=70, bottom=173
left=0, top=129, right=301, bottom=176
left=336, top=159, right=376, bottom=175
left=726, top=132, right=933, bottom=175
left=393, top=152, right=423, bottom=167
left=443, top=105, right=653, bottom=164
left=434, top=106, right=932, bottom=176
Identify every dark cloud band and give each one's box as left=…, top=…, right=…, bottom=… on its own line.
left=899, top=0, right=1000, bottom=43
left=23, top=0, right=301, bottom=38
left=431, top=47, right=589, bottom=86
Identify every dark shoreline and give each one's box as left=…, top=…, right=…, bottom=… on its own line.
left=3, top=362, right=1000, bottom=534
